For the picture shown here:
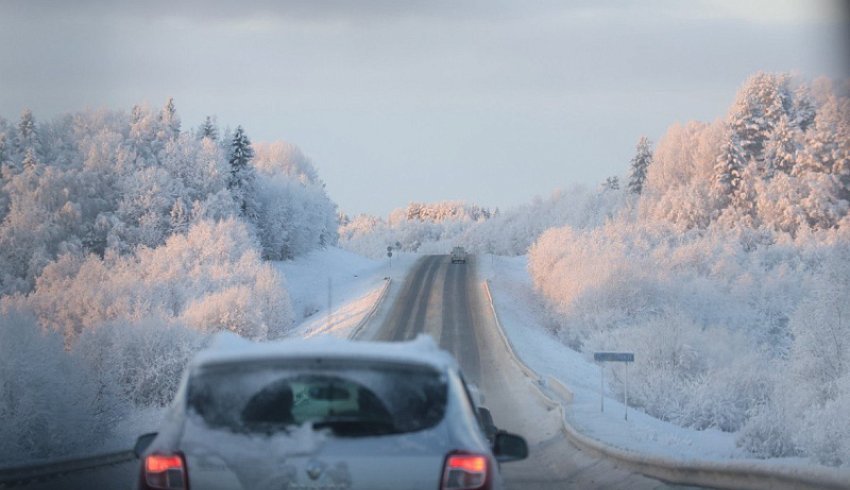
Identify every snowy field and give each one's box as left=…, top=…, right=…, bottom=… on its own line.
left=275, top=247, right=416, bottom=339
left=482, top=254, right=826, bottom=468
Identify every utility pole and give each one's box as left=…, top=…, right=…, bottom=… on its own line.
left=327, top=276, right=333, bottom=330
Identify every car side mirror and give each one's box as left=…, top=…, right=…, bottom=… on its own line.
left=493, top=431, right=528, bottom=463
left=134, top=432, right=158, bottom=458
left=477, top=407, right=497, bottom=440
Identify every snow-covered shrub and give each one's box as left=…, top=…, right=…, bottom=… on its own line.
left=74, top=317, right=205, bottom=408
left=182, top=286, right=266, bottom=339
left=0, top=308, right=121, bottom=465
left=528, top=217, right=839, bottom=436
left=737, top=385, right=801, bottom=458
left=781, top=248, right=850, bottom=465
left=255, top=173, right=338, bottom=260
left=585, top=311, right=770, bottom=432
left=792, top=373, right=850, bottom=466
left=12, top=218, right=294, bottom=342
left=253, top=141, right=320, bottom=185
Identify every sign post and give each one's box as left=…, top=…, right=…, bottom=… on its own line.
left=327, top=276, right=333, bottom=330
left=593, top=352, right=635, bottom=421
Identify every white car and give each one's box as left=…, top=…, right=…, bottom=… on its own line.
left=134, top=334, right=527, bottom=490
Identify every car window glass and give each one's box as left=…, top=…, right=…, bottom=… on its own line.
left=187, top=360, right=447, bottom=437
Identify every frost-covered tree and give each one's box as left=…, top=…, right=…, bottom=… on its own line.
left=713, top=74, right=798, bottom=215
left=713, top=134, right=747, bottom=209
left=169, top=198, right=189, bottom=235
left=228, top=125, right=257, bottom=217
left=796, top=88, right=850, bottom=201
left=727, top=72, right=794, bottom=166
left=0, top=308, right=123, bottom=464
left=21, top=148, right=38, bottom=172
left=17, top=108, right=37, bottom=154
left=198, top=115, right=218, bottom=141
left=627, top=136, right=652, bottom=195
left=159, top=97, right=181, bottom=141
left=254, top=167, right=339, bottom=260
left=793, top=84, right=816, bottom=131
left=253, top=141, right=320, bottom=185
left=0, top=131, right=7, bottom=166
left=128, top=104, right=163, bottom=166
left=764, top=114, right=800, bottom=176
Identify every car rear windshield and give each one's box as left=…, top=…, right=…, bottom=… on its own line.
left=187, top=359, right=448, bottom=437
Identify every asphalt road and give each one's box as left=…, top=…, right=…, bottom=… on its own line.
left=362, top=255, right=695, bottom=490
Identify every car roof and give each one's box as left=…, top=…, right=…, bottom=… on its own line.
left=191, top=332, right=459, bottom=372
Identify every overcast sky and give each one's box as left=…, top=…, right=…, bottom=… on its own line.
left=1, top=1, right=847, bottom=216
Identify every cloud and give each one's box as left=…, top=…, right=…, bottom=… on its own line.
left=5, top=0, right=845, bottom=25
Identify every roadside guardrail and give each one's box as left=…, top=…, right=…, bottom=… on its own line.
left=0, top=450, right=134, bottom=488
left=348, top=277, right=391, bottom=340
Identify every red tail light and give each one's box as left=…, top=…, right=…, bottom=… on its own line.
left=441, top=453, right=490, bottom=490
left=141, top=453, right=188, bottom=489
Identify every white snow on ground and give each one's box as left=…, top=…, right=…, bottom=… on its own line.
left=273, top=247, right=416, bottom=339
left=274, top=247, right=384, bottom=339
left=481, top=254, right=777, bottom=463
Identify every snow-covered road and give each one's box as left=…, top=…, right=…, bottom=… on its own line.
left=358, top=255, right=694, bottom=489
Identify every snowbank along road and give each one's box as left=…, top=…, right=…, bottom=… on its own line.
left=359, top=255, right=702, bottom=490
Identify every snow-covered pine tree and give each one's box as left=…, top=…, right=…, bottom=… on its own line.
left=794, top=91, right=843, bottom=177
left=793, top=84, right=816, bottom=132
left=16, top=109, right=37, bottom=156
left=0, top=132, right=7, bottom=166
left=727, top=73, right=793, bottom=168
left=228, top=125, right=257, bottom=217
left=713, top=133, right=747, bottom=210
left=160, top=98, right=181, bottom=140
left=199, top=116, right=218, bottom=141
left=627, top=136, right=652, bottom=195
left=604, top=176, right=620, bottom=191
left=128, top=104, right=161, bottom=166
left=764, top=115, right=800, bottom=176
left=21, top=148, right=37, bottom=172
left=169, top=198, right=189, bottom=235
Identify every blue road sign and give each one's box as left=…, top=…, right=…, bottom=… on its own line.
left=594, top=352, right=634, bottom=362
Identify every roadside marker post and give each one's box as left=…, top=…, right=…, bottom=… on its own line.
left=327, top=276, right=333, bottom=330
left=593, top=352, right=635, bottom=421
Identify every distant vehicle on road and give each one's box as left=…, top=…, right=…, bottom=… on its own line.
left=134, top=334, right=527, bottom=490
left=451, top=246, right=467, bottom=264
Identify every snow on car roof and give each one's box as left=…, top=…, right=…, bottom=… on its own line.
left=191, top=332, right=458, bottom=371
